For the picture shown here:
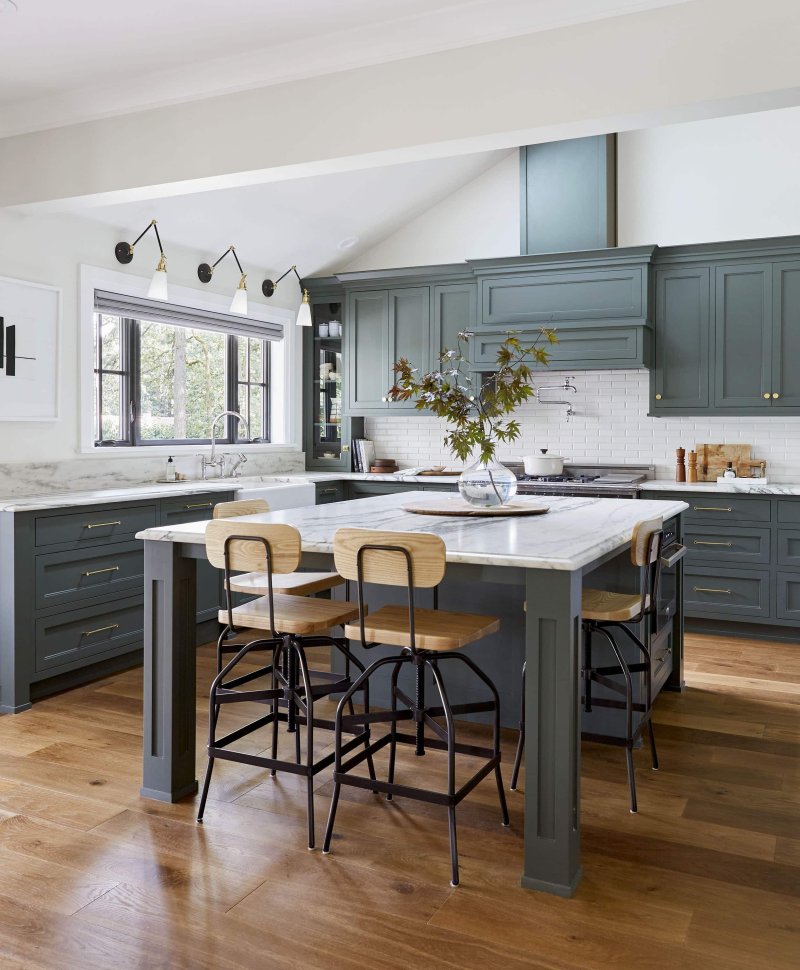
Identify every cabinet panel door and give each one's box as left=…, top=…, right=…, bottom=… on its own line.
left=346, top=290, right=389, bottom=412
left=713, top=264, right=772, bottom=408
left=772, top=260, right=800, bottom=407
left=653, top=267, right=710, bottom=409
left=388, top=287, right=430, bottom=412
left=432, top=283, right=476, bottom=360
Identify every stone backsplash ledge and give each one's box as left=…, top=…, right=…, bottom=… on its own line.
left=365, top=369, right=800, bottom=482
left=0, top=451, right=305, bottom=498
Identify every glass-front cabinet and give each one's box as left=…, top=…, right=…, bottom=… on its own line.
left=303, top=280, right=362, bottom=470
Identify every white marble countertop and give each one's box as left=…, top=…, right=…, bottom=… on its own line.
left=640, top=480, right=800, bottom=495
left=136, top=490, right=689, bottom=572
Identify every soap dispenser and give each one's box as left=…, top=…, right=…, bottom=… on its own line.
left=166, top=455, right=176, bottom=482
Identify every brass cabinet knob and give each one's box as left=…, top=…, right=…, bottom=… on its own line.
left=655, top=393, right=662, bottom=400
left=764, top=393, right=771, bottom=399
left=773, top=392, right=780, bottom=399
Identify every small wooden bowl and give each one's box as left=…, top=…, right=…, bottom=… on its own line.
left=370, top=465, right=397, bottom=474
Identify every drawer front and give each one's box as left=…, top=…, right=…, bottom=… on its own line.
left=683, top=497, right=771, bottom=525
left=160, top=494, right=224, bottom=525
left=35, top=541, right=144, bottom=610
left=777, top=500, right=800, bottom=525
left=35, top=504, right=157, bottom=548
left=315, top=483, right=345, bottom=504
left=684, top=525, right=771, bottom=565
left=777, top=529, right=800, bottom=568
left=471, top=326, right=644, bottom=369
left=776, top=572, right=800, bottom=622
left=35, top=596, right=144, bottom=672
left=650, top=626, right=673, bottom=696
left=684, top=567, right=769, bottom=617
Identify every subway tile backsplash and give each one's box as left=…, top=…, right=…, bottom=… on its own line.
left=365, top=369, right=800, bottom=481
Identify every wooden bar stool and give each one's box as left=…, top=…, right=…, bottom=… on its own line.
left=197, top=520, right=375, bottom=849
left=511, top=518, right=663, bottom=813
left=321, top=527, right=509, bottom=887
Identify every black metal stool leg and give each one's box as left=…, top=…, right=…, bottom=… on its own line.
left=294, top=639, right=316, bottom=850
left=429, top=660, right=460, bottom=887
left=510, top=660, right=526, bottom=791
left=648, top=720, right=659, bottom=771
left=322, top=782, right=340, bottom=855
left=414, top=656, right=425, bottom=756
left=386, top=660, right=404, bottom=800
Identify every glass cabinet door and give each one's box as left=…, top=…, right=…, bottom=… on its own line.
left=312, top=303, right=343, bottom=461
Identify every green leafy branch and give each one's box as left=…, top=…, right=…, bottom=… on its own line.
left=389, top=328, right=558, bottom=466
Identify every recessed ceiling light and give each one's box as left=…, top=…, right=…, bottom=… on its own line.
left=0, top=0, right=18, bottom=14
left=337, top=236, right=359, bottom=251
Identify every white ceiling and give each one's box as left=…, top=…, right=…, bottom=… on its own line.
left=78, top=149, right=512, bottom=277
left=0, top=0, right=697, bottom=137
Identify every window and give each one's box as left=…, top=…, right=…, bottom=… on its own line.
left=93, top=312, right=271, bottom=446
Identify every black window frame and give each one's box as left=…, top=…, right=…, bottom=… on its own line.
left=93, top=313, right=271, bottom=447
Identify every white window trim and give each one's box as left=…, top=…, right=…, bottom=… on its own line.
left=79, top=264, right=301, bottom=456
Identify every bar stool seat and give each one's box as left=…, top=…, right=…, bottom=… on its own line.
left=582, top=589, right=651, bottom=623
left=221, top=593, right=360, bottom=636
left=344, top=605, right=498, bottom=652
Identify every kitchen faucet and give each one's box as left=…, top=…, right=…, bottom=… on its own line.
left=535, top=376, right=577, bottom=420
left=200, top=410, right=250, bottom=479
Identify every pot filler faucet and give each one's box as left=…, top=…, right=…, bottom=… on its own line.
left=200, top=410, right=250, bottom=479
left=535, top=376, right=577, bottom=421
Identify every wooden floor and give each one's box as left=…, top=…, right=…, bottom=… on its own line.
left=0, top=634, right=797, bottom=970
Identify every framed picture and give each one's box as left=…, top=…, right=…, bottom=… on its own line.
left=0, top=275, right=60, bottom=421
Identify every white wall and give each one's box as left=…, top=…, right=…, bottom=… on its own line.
left=365, top=369, right=800, bottom=481
left=345, top=152, right=519, bottom=270
left=618, top=106, right=800, bottom=245
left=0, top=208, right=302, bottom=475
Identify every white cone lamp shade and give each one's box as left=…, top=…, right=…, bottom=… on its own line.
left=296, top=289, right=312, bottom=327
left=230, top=275, right=248, bottom=315
left=147, top=254, right=169, bottom=301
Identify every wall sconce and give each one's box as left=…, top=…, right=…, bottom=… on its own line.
left=262, top=265, right=311, bottom=326
left=114, top=219, right=168, bottom=301
left=198, top=246, right=248, bottom=315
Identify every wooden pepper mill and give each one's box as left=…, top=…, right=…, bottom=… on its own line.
left=676, top=447, right=686, bottom=483
left=687, top=450, right=698, bottom=483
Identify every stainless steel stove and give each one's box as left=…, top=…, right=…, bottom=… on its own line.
left=508, top=463, right=655, bottom=499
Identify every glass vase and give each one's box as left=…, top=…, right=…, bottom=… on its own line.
left=458, top=458, right=518, bottom=508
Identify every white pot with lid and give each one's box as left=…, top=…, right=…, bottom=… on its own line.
left=523, top=449, right=565, bottom=476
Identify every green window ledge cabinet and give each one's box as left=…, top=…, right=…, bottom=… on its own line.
left=651, top=235, right=800, bottom=415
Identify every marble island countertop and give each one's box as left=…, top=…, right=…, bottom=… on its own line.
left=639, top=480, right=800, bottom=495
left=136, top=490, right=690, bottom=572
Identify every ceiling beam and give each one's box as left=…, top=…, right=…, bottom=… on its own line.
left=2, top=0, right=799, bottom=210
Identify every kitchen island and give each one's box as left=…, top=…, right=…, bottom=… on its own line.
left=136, top=490, right=688, bottom=897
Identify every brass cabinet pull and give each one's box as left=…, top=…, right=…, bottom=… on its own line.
left=184, top=502, right=213, bottom=510
left=82, top=566, right=120, bottom=577
left=693, top=540, right=733, bottom=547
left=655, top=393, right=662, bottom=400
left=85, top=520, right=122, bottom=529
left=319, top=488, right=337, bottom=495
left=693, top=587, right=731, bottom=595
left=82, top=623, right=120, bottom=637
left=692, top=506, right=732, bottom=512
left=772, top=392, right=780, bottom=399
left=763, top=393, right=771, bottom=399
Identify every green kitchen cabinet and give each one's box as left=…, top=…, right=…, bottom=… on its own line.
left=346, top=289, right=390, bottom=413
left=432, top=282, right=476, bottom=360
left=772, top=260, right=800, bottom=407
left=471, top=325, right=648, bottom=371
left=388, top=287, right=431, bottom=412
left=713, top=263, right=772, bottom=409
left=652, top=266, right=711, bottom=409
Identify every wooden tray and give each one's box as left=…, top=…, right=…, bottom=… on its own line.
left=403, top=499, right=549, bottom=517
left=416, top=470, right=462, bottom=477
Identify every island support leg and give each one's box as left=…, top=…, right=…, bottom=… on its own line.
left=141, top=540, right=199, bottom=802
left=521, top=567, right=582, bottom=896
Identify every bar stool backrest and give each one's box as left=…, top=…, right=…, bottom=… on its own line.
left=213, top=498, right=270, bottom=519
left=334, top=528, right=445, bottom=588
left=630, top=517, right=664, bottom=619
left=206, top=521, right=301, bottom=575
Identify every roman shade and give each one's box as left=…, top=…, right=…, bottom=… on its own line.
left=94, top=290, right=284, bottom=341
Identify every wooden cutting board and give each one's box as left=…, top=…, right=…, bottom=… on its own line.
left=696, top=443, right=752, bottom=481
left=403, top=499, right=549, bottom=517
